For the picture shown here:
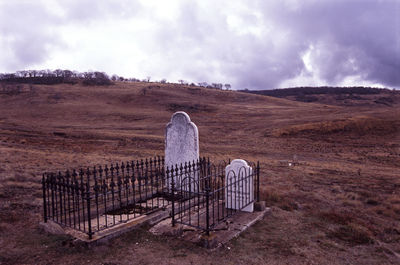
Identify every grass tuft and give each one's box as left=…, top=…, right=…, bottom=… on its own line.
left=328, top=224, right=374, bottom=245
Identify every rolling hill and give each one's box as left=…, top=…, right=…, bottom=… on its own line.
left=241, top=86, right=400, bottom=107
left=0, top=81, right=399, bottom=264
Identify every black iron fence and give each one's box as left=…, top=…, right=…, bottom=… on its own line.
left=42, top=156, right=166, bottom=239
left=42, top=157, right=260, bottom=238
left=169, top=159, right=260, bottom=235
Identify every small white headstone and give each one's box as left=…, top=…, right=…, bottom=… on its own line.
left=225, top=159, right=254, bottom=212
left=165, top=111, right=199, bottom=191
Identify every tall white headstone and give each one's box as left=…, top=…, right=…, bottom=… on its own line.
left=225, top=159, right=254, bottom=212
left=165, top=111, right=199, bottom=191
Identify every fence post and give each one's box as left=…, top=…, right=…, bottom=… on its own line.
left=58, top=172, right=63, bottom=224
left=50, top=173, right=56, bottom=218
left=257, top=161, right=260, bottom=202
left=205, top=185, right=210, bottom=236
left=86, top=174, right=93, bottom=239
left=42, top=174, right=47, bottom=222
left=170, top=167, right=175, bottom=227
left=207, top=157, right=211, bottom=176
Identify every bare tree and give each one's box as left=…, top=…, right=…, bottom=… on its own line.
left=211, top=83, right=223, bottom=89
left=63, top=70, right=73, bottom=79
left=54, top=69, right=63, bottom=77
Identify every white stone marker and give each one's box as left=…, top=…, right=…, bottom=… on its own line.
left=165, top=111, right=199, bottom=191
left=225, top=159, right=254, bottom=212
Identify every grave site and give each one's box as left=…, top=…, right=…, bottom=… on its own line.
left=41, top=111, right=267, bottom=247
left=0, top=82, right=399, bottom=264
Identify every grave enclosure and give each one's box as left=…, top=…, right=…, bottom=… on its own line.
left=42, top=112, right=261, bottom=241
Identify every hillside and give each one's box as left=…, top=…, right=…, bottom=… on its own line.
left=0, top=82, right=399, bottom=264
left=241, top=86, right=400, bottom=107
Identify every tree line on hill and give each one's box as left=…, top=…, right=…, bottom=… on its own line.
left=242, top=86, right=395, bottom=97
left=0, top=69, right=231, bottom=90
left=0, top=69, right=112, bottom=86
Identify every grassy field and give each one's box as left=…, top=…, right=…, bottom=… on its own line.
left=0, top=82, right=399, bottom=264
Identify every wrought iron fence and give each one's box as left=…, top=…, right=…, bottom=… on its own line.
left=42, top=156, right=166, bottom=239
left=169, top=159, right=260, bottom=235
left=42, top=157, right=260, bottom=238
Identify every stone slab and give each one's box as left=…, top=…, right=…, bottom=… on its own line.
left=41, top=208, right=171, bottom=246
left=150, top=207, right=271, bottom=249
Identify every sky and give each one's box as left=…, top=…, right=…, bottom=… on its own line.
left=0, top=0, right=399, bottom=90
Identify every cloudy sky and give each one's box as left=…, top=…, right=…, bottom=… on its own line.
left=0, top=0, right=399, bottom=90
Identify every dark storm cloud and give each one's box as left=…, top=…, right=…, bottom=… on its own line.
left=160, top=0, right=399, bottom=89
left=240, top=0, right=400, bottom=88
left=221, top=36, right=307, bottom=89
left=267, top=0, right=400, bottom=87
left=169, top=1, right=309, bottom=89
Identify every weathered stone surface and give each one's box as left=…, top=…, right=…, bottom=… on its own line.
left=254, top=201, right=266, bottom=211
left=149, top=219, right=184, bottom=236
left=165, top=111, right=199, bottom=190
left=149, top=207, right=271, bottom=249
left=225, top=159, right=254, bottom=212
left=39, top=220, right=65, bottom=235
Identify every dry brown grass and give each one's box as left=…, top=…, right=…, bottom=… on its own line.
left=273, top=116, right=399, bottom=137
left=327, top=223, right=374, bottom=245
left=0, top=82, right=399, bottom=264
